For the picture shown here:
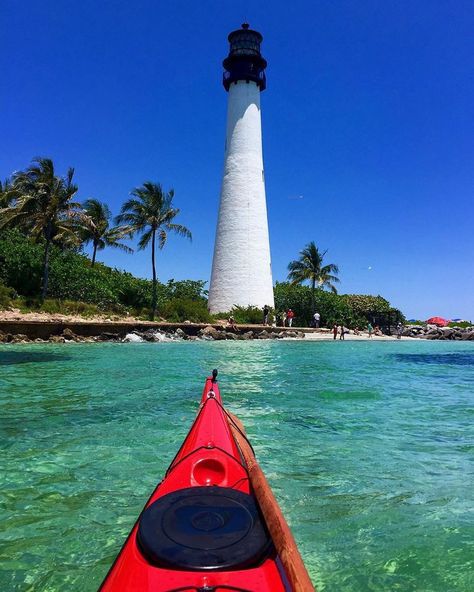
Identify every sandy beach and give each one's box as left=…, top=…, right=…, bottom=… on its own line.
left=303, top=330, right=404, bottom=341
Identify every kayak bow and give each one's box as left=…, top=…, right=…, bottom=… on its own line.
left=99, top=371, right=314, bottom=592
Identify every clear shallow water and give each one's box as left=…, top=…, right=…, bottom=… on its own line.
left=0, top=340, right=473, bottom=592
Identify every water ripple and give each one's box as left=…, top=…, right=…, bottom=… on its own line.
left=0, top=340, right=473, bottom=591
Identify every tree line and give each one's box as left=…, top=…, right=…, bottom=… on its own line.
left=0, top=157, right=404, bottom=327
left=0, top=157, right=191, bottom=319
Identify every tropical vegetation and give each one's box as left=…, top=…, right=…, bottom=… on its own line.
left=0, top=158, right=81, bottom=300
left=274, top=282, right=404, bottom=328
left=287, top=241, right=339, bottom=313
left=0, top=157, right=405, bottom=327
left=79, top=199, right=132, bottom=266
left=116, top=182, right=191, bottom=320
left=0, top=158, right=193, bottom=318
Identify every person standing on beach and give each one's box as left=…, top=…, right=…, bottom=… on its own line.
left=339, top=325, right=345, bottom=340
left=287, top=309, right=295, bottom=327
left=397, top=322, right=403, bottom=339
left=367, top=322, right=373, bottom=338
left=313, top=311, right=320, bottom=328
left=333, top=324, right=338, bottom=340
left=281, top=311, right=287, bottom=327
left=228, top=315, right=238, bottom=332
left=263, top=305, right=269, bottom=326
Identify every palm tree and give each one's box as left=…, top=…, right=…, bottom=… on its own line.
left=287, top=241, right=340, bottom=313
left=0, top=157, right=81, bottom=300
left=80, top=199, right=132, bottom=266
left=116, top=182, right=191, bottom=320
left=0, top=178, right=14, bottom=209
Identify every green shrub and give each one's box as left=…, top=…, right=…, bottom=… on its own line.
left=163, top=279, right=208, bottom=301
left=0, top=230, right=208, bottom=317
left=0, top=229, right=43, bottom=295
left=15, top=297, right=117, bottom=317
left=212, top=306, right=267, bottom=325
left=0, top=282, right=15, bottom=309
left=274, top=282, right=404, bottom=328
left=231, top=306, right=266, bottom=325
left=160, top=298, right=212, bottom=323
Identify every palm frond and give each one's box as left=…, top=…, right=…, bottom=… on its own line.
left=166, top=222, right=192, bottom=240
left=287, top=241, right=340, bottom=291
left=138, top=228, right=153, bottom=250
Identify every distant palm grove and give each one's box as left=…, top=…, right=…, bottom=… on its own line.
left=0, top=157, right=404, bottom=327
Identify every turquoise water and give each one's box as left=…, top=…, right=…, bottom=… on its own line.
left=1, top=340, right=473, bottom=591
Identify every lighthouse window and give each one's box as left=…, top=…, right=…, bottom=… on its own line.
left=231, top=33, right=260, bottom=55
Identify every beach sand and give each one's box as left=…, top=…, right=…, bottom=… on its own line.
left=303, top=331, right=406, bottom=341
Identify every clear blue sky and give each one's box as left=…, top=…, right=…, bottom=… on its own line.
left=1, top=1, right=473, bottom=320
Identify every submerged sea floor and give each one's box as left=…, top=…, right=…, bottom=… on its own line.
left=0, top=340, right=473, bottom=591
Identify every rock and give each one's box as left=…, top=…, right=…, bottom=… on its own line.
left=284, top=331, right=299, bottom=338
left=175, top=328, right=188, bottom=340
left=199, top=326, right=220, bottom=340
left=187, top=335, right=198, bottom=341
left=257, top=330, right=271, bottom=339
left=198, top=326, right=226, bottom=340
left=49, top=335, right=65, bottom=343
left=123, top=333, right=144, bottom=343
left=62, top=328, right=77, bottom=341
left=12, top=334, right=29, bottom=343
left=439, top=328, right=455, bottom=339
left=98, top=332, right=120, bottom=341
left=141, top=330, right=158, bottom=342
left=241, top=331, right=254, bottom=340
left=225, top=332, right=237, bottom=340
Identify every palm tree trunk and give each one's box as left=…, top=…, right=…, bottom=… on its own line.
left=151, top=228, right=157, bottom=321
left=311, top=277, right=315, bottom=317
left=41, top=227, right=52, bottom=302
left=91, top=242, right=97, bottom=267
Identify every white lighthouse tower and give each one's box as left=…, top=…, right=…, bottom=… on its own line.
left=208, top=23, right=274, bottom=313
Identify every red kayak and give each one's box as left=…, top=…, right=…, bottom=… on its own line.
left=100, top=371, right=314, bottom=592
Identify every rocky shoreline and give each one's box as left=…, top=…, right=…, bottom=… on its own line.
left=0, top=324, right=305, bottom=344
left=403, top=325, right=474, bottom=341
left=1, top=320, right=473, bottom=344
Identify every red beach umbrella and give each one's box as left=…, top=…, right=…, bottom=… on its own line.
left=425, top=316, right=450, bottom=327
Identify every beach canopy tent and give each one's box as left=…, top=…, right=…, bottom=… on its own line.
left=425, top=317, right=449, bottom=327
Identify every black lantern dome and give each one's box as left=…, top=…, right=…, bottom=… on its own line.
left=223, top=23, right=267, bottom=91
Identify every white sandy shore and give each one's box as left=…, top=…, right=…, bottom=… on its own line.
left=303, top=331, right=410, bottom=341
